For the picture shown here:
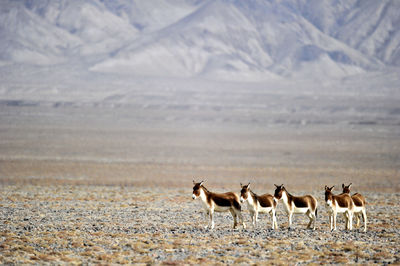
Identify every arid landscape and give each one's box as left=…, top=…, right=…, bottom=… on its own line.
left=1, top=1, right=400, bottom=264
left=1, top=82, right=399, bottom=264
left=0, top=185, right=399, bottom=264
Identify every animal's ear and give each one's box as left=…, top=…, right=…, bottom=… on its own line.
left=325, top=185, right=328, bottom=190
left=247, top=182, right=250, bottom=188
left=193, top=180, right=196, bottom=185
left=274, top=184, right=278, bottom=187
left=200, top=181, right=204, bottom=186
left=342, top=184, right=345, bottom=188
left=348, top=183, right=352, bottom=188
left=281, top=184, right=284, bottom=188
left=330, top=186, right=335, bottom=190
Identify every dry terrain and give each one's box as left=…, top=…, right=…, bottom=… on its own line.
left=0, top=81, right=399, bottom=264
left=0, top=184, right=399, bottom=265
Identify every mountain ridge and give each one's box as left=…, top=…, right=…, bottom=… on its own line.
left=0, top=0, right=399, bottom=81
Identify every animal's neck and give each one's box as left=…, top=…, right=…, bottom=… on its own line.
left=281, top=190, right=290, bottom=204
left=199, top=187, right=209, bottom=203
left=248, top=190, right=256, bottom=205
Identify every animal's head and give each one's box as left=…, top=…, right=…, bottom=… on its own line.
left=325, top=185, right=335, bottom=206
left=192, top=180, right=204, bottom=200
left=273, top=184, right=285, bottom=200
left=240, top=183, right=251, bottom=203
left=342, top=183, right=352, bottom=194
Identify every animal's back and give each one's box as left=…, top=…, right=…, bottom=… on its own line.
left=211, top=192, right=241, bottom=210
left=336, top=193, right=354, bottom=209
left=292, top=195, right=316, bottom=209
left=351, top=193, right=366, bottom=207
left=258, top=194, right=274, bottom=208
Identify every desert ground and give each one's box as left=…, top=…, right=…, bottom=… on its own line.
left=1, top=185, right=399, bottom=265
left=1, top=80, right=399, bottom=264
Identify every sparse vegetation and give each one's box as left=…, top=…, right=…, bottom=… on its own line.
left=0, top=184, right=399, bottom=264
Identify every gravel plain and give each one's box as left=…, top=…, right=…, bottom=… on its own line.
left=1, top=86, right=399, bottom=264
left=1, top=184, right=399, bottom=265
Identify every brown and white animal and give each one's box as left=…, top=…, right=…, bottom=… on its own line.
left=273, top=184, right=318, bottom=230
left=324, top=185, right=354, bottom=231
left=240, top=183, right=278, bottom=229
left=342, top=183, right=367, bottom=232
left=192, top=181, right=246, bottom=230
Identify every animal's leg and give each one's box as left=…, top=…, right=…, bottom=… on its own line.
left=306, top=210, right=313, bottom=229
left=249, top=210, right=255, bottom=227
left=235, top=208, right=246, bottom=229
left=288, top=212, right=293, bottom=229
left=230, top=209, right=238, bottom=229
left=313, top=209, right=317, bottom=230
left=355, top=213, right=361, bottom=228
left=204, top=210, right=209, bottom=229
left=239, top=211, right=246, bottom=229
left=254, top=211, right=258, bottom=227
left=311, top=211, right=316, bottom=230
left=240, top=211, right=246, bottom=229
left=343, top=213, right=349, bottom=230
left=204, top=210, right=209, bottom=221
left=362, top=209, right=367, bottom=232
left=270, top=209, right=277, bottom=229
left=307, top=210, right=315, bottom=229
left=347, top=211, right=353, bottom=230
left=208, top=208, right=215, bottom=230
left=333, top=212, right=337, bottom=231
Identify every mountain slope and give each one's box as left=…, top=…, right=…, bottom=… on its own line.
left=294, top=0, right=400, bottom=66
left=0, top=0, right=399, bottom=80
left=0, top=1, right=81, bottom=65
left=92, top=0, right=382, bottom=79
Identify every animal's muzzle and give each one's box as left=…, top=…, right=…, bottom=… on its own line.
left=192, top=194, right=196, bottom=200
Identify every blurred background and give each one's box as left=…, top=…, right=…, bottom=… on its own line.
left=0, top=0, right=399, bottom=191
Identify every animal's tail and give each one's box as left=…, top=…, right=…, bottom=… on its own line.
left=315, top=207, right=318, bottom=218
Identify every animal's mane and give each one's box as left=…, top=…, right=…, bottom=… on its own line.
left=201, top=185, right=210, bottom=193
left=282, top=186, right=293, bottom=198
left=250, top=189, right=260, bottom=202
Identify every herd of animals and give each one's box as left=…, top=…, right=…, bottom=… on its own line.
left=192, top=181, right=367, bottom=232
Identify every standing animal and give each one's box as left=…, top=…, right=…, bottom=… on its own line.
left=192, top=181, right=246, bottom=230
left=239, top=183, right=278, bottom=229
left=342, top=183, right=367, bottom=232
left=273, top=184, right=318, bottom=230
left=324, top=185, right=354, bottom=231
